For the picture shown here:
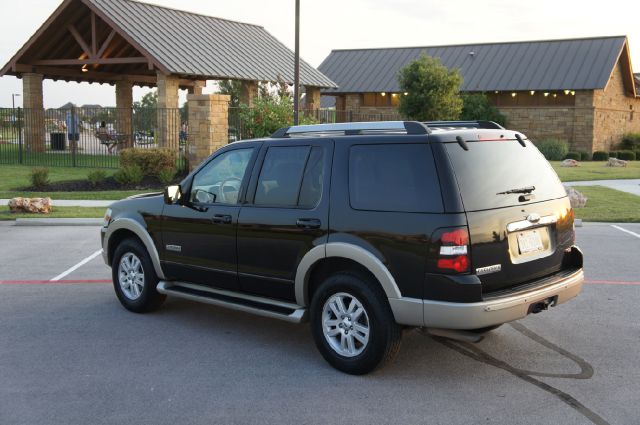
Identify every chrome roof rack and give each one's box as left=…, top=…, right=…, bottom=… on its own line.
left=271, top=121, right=430, bottom=138
left=424, top=120, right=504, bottom=130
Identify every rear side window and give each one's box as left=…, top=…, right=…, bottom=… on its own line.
left=349, top=144, right=443, bottom=213
left=445, top=140, right=566, bottom=211
left=255, top=146, right=309, bottom=206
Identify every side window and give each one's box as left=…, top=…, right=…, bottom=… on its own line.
left=298, top=147, right=325, bottom=208
left=190, top=148, right=253, bottom=205
left=349, top=144, right=443, bottom=213
left=254, top=146, right=311, bottom=207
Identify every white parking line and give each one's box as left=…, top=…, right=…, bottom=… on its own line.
left=610, top=225, right=640, bottom=239
left=50, top=249, right=103, bottom=282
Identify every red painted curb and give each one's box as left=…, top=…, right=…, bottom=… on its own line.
left=0, top=279, right=111, bottom=285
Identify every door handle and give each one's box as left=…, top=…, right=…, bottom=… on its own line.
left=296, top=218, right=321, bottom=229
left=212, top=214, right=232, bottom=224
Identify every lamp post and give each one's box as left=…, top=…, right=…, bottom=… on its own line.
left=12, top=93, right=20, bottom=110
left=12, top=94, right=21, bottom=125
left=293, top=0, right=300, bottom=125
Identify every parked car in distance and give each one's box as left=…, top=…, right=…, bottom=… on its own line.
left=101, top=120, right=584, bottom=374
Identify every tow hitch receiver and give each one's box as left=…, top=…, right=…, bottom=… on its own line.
left=528, top=296, right=558, bottom=314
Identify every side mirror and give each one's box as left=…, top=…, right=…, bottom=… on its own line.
left=164, top=185, right=182, bottom=205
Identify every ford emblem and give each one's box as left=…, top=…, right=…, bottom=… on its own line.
left=527, top=213, right=541, bottom=223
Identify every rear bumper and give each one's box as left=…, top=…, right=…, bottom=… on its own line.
left=389, top=268, right=584, bottom=329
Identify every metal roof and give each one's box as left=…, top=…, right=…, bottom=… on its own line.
left=86, top=0, right=336, bottom=87
left=319, top=36, right=628, bottom=93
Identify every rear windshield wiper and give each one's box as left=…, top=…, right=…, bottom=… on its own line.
left=496, top=185, right=535, bottom=195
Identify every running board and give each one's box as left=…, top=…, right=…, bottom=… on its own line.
left=156, top=281, right=307, bottom=323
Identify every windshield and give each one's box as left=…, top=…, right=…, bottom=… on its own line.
left=445, top=139, right=566, bottom=211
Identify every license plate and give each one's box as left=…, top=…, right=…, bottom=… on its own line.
left=517, top=230, right=544, bottom=254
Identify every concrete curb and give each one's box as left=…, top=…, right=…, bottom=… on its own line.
left=14, top=218, right=103, bottom=226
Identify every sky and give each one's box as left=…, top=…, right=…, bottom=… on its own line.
left=0, top=0, right=638, bottom=108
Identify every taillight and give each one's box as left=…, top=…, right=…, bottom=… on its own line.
left=429, top=227, right=470, bottom=274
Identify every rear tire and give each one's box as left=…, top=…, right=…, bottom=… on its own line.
left=112, top=237, right=166, bottom=313
left=310, top=272, right=402, bottom=375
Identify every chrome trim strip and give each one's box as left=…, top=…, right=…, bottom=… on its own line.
left=506, top=214, right=557, bottom=233
left=286, top=121, right=408, bottom=134
left=102, top=218, right=166, bottom=279
left=157, top=281, right=307, bottom=323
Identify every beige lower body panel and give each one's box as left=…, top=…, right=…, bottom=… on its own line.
left=389, top=269, right=584, bottom=329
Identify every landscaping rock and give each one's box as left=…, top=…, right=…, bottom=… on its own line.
left=607, top=157, right=627, bottom=167
left=561, top=159, right=580, bottom=167
left=8, top=197, right=52, bottom=214
left=563, top=186, right=587, bottom=208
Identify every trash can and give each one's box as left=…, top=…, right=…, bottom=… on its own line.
left=50, top=132, right=66, bottom=151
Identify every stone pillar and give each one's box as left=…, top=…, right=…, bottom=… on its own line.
left=304, top=86, right=321, bottom=113
left=239, top=80, right=258, bottom=107
left=189, top=80, right=206, bottom=95
left=115, top=80, right=133, bottom=148
left=22, top=73, right=45, bottom=153
left=187, top=94, right=230, bottom=170
left=157, top=73, right=180, bottom=149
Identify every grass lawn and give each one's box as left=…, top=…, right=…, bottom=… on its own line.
left=0, top=206, right=105, bottom=220
left=0, top=164, right=157, bottom=200
left=570, top=186, right=640, bottom=223
left=550, top=161, right=640, bottom=181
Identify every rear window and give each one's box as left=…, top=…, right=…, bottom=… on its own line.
left=349, top=143, right=443, bottom=213
left=445, top=140, right=566, bottom=211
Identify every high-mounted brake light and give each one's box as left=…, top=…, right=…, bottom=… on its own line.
left=430, top=227, right=470, bottom=274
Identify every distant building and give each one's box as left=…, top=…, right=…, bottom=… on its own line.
left=319, top=36, right=640, bottom=153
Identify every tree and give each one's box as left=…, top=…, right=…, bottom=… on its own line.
left=397, top=55, right=463, bottom=121
left=133, top=90, right=158, bottom=132
left=134, top=90, right=158, bottom=109
left=460, top=93, right=506, bottom=126
left=218, top=80, right=242, bottom=107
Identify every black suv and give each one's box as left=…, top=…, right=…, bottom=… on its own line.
left=101, top=121, right=584, bottom=374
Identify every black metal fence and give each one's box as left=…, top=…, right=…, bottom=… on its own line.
left=0, top=105, right=401, bottom=168
left=0, top=107, right=186, bottom=170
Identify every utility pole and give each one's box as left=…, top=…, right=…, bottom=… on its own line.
left=293, top=0, right=300, bottom=125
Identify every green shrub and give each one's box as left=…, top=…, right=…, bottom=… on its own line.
left=537, top=139, right=569, bottom=161
left=460, top=93, right=507, bottom=126
left=87, top=169, right=107, bottom=187
left=119, top=148, right=176, bottom=177
left=618, top=150, right=636, bottom=161
left=30, top=167, right=49, bottom=189
left=592, top=151, right=609, bottom=161
left=578, top=151, right=591, bottom=161
left=238, top=95, right=318, bottom=138
left=620, top=133, right=640, bottom=150
left=609, top=151, right=618, bottom=158
left=114, top=165, right=144, bottom=186
left=157, top=168, right=177, bottom=185
left=564, top=151, right=580, bottom=160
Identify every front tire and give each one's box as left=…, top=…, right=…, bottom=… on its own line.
left=310, top=272, right=402, bottom=375
left=112, top=237, right=166, bottom=313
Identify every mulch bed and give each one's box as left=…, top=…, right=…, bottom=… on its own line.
left=16, top=175, right=177, bottom=192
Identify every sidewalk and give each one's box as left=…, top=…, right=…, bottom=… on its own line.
left=563, top=179, right=640, bottom=196
left=1, top=199, right=113, bottom=207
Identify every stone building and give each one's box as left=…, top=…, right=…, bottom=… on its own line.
left=318, top=36, right=640, bottom=153
left=1, top=0, right=336, bottom=155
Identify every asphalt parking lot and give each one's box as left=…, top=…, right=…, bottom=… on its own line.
left=0, top=222, right=638, bottom=425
